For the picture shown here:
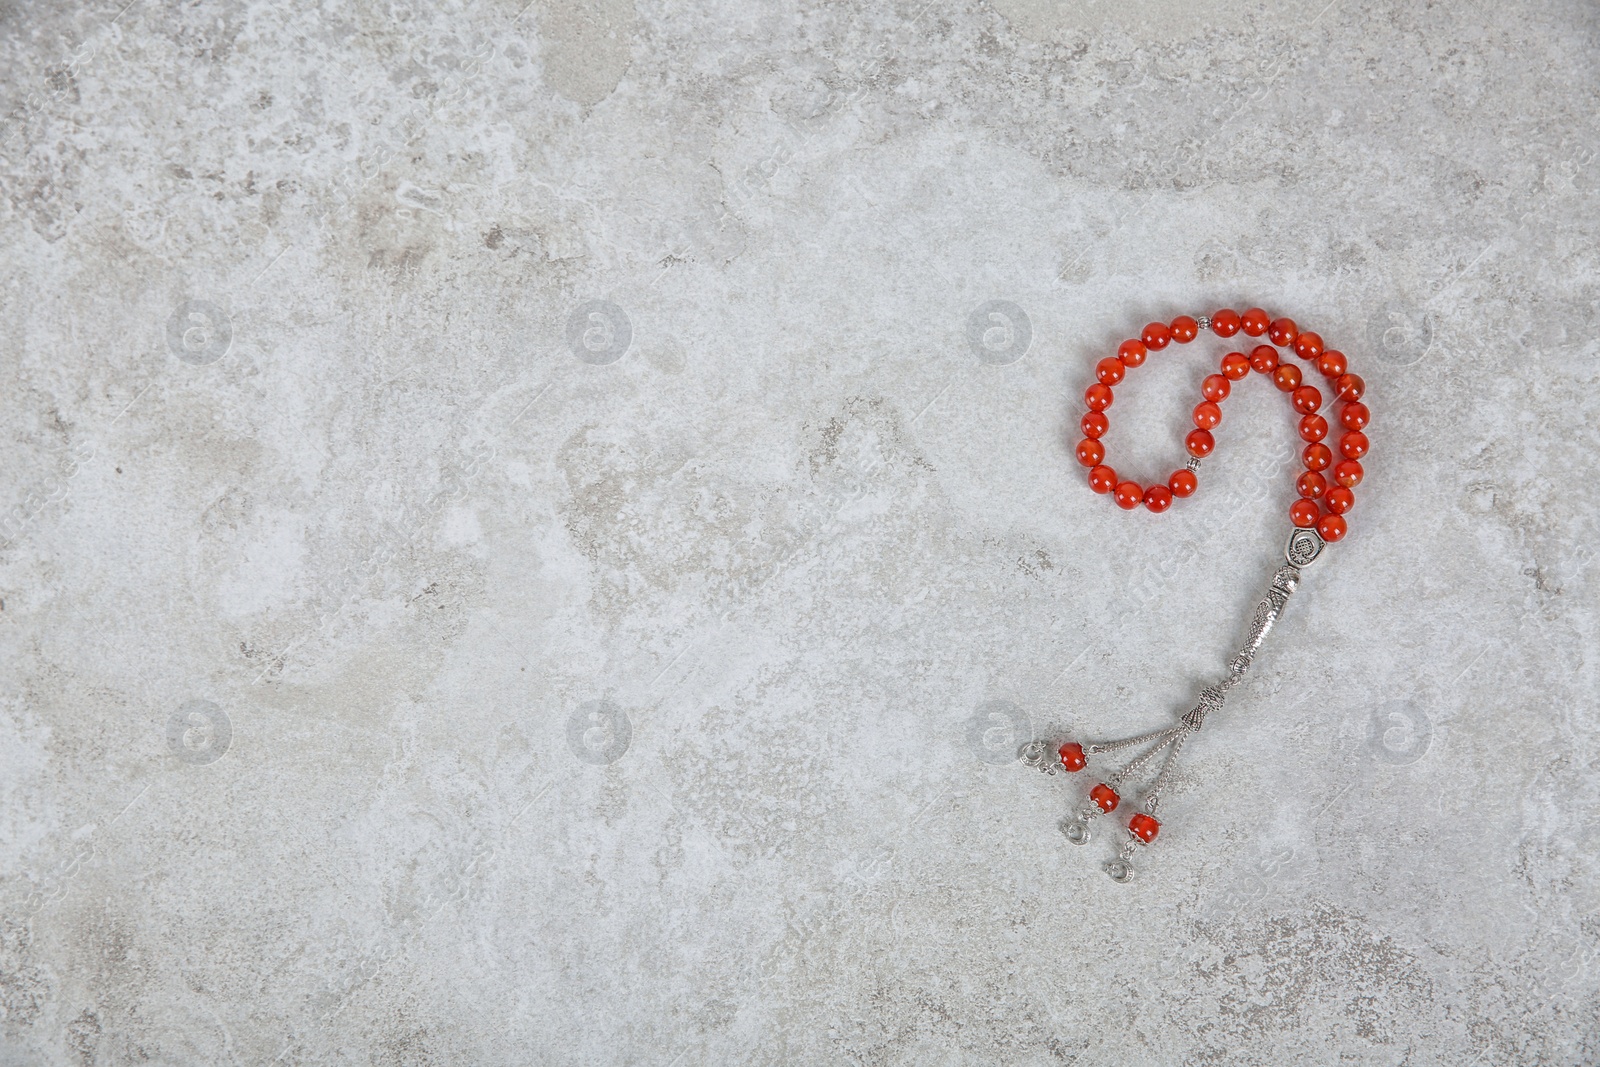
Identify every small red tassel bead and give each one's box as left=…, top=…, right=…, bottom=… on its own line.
left=1129, top=812, right=1160, bottom=843
left=1091, top=783, right=1120, bottom=812
left=1058, top=742, right=1087, bottom=772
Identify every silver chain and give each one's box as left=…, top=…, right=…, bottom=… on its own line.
left=1109, top=731, right=1181, bottom=786
left=1087, top=725, right=1180, bottom=756
left=1142, top=726, right=1190, bottom=814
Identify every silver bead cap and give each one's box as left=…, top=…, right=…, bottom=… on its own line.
left=1285, top=527, right=1325, bottom=568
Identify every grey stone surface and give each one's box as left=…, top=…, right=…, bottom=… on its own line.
left=2, top=0, right=1597, bottom=1062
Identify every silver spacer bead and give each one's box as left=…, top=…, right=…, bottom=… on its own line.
left=1186, top=456, right=1201, bottom=473
left=1194, top=314, right=1211, bottom=332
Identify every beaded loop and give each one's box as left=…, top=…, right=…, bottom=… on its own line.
left=1075, top=309, right=1369, bottom=543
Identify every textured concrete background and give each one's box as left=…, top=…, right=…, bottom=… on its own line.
left=2, top=0, right=1597, bottom=1063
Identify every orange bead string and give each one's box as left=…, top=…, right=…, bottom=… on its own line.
left=1077, top=307, right=1369, bottom=544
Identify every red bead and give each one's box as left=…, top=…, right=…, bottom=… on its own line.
left=1248, top=345, right=1279, bottom=374
left=1340, top=430, right=1370, bottom=459
left=1290, top=499, right=1320, bottom=528
left=1144, top=485, right=1173, bottom=512
left=1317, top=513, right=1348, bottom=542
left=1170, top=316, right=1199, bottom=343
left=1128, top=812, right=1160, bottom=843
left=1118, top=339, right=1148, bottom=368
left=1085, top=383, right=1113, bottom=411
left=1185, top=429, right=1215, bottom=457
left=1241, top=307, right=1270, bottom=336
left=1058, top=741, right=1087, bottom=772
left=1211, top=308, right=1242, bottom=337
left=1192, top=400, right=1222, bottom=429
left=1169, top=469, right=1197, bottom=497
left=1325, top=486, right=1355, bottom=514
left=1303, top=443, right=1333, bottom=471
left=1142, top=322, right=1172, bottom=350
left=1291, top=384, right=1322, bottom=415
left=1202, top=373, right=1231, bottom=401
left=1082, top=410, right=1109, bottom=439
left=1292, top=331, right=1323, bottom=361
left=1114, top=481, right=1143, bottom=510
left=1333, top=373, right=1365, bottom=402
left=1333, top=459, right=1363, bottom=488
left=1297, top=470, right=1327, bottom=499
left=1090, top=783, right=1120, bottom=813
left=1268, top=317, right=1298, bottom=347
left=1096, top=357, right=1126, bottom=385
left=1220, top=352, right=1250, bottom=381
left=1075, top=438, right=1105, bottom=467
left=1340, top=402, right=1370, bottom=431
left=1317, top=350, right=1348, bottom=378
left=1089, top=464, right=1118, bottom=494
left=1299, top=414, right=1329, bottom=442
left=1273, top=364, right=1302, bottom=392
